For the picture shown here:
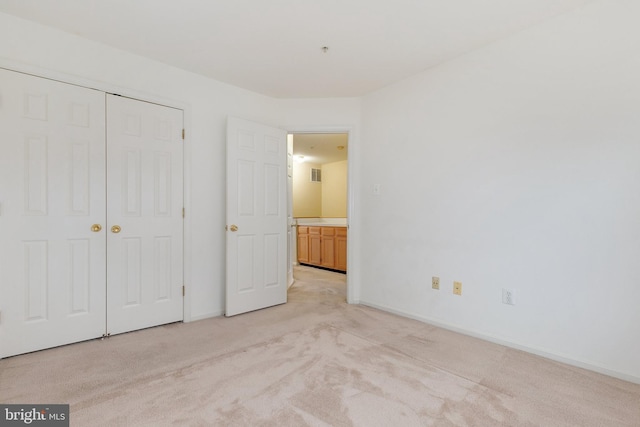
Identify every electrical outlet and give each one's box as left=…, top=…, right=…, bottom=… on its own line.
left=453, top=281, right=462, bottom=295
left=432, top=276, right=440, bottom=290
left=502, top=288, right=515, bottom=305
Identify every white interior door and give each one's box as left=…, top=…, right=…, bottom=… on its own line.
left=0, top=68, right=106, bottom=357
left=226, top=117, right=287, bottom=316
left=106, top=94, right=184, bottom=335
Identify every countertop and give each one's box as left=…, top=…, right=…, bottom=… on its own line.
left=298, top=222, right=346, bottom=227
left=295, top=218, right=347, bottom=227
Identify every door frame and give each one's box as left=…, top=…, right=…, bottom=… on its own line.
left=287, top=126, right=356, bottom=304
left=0, top=59, right=194, bottom=322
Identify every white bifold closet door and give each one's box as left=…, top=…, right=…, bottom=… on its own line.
left=0, top=69, right=184, bottom=358
left=105, top=94, right=184, bottom=335
left=0, top=68, right=107, bottom=357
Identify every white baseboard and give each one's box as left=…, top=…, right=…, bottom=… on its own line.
left=359, top=300, right=640, bottom=385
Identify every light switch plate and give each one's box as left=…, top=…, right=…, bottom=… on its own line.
left=502, top=288, right=515, bottom=305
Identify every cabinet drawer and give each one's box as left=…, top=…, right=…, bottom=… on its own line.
left=309, top=227, right=321, bottom=235
left=321, top=227, right=335, bottom=236
left=335, top=227, right=347, bottom=237
left=298, top=226, right=308, bottom=234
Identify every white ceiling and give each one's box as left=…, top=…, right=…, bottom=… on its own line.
left=292, top=134, right=348, bottom=165
left=0, top=0, right=590, bottom=98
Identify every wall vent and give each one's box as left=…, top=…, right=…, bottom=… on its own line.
left=310, top=168, right=322, bottom=182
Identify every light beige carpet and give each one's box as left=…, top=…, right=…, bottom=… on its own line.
left=1, top=266, right=639, bottom=426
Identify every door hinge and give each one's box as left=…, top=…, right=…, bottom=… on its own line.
left=182, top=207, right=185, bottom=218
left=182, top=129, right=185, bottom=140
left=182, top=285, right=185, bottom=296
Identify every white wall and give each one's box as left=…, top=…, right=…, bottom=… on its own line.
left=359, top=0, right=640, bottom=382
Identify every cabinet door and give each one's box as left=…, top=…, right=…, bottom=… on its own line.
left=320, top=227, right=336, bottom=268
left=335, top=227, right=347, bottom=272
left=297, top=227, right=309, bottom=263
left=308, top=227, right=321, bottom=265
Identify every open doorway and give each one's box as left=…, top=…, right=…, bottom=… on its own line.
left=287, top=133, right=349, bottom=298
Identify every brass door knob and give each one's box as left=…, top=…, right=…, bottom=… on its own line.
left=229, top=224, right=238, bottom=232
left=91, top=224, right=102, bottom=232
left=111, top=225, right=121, bottom=233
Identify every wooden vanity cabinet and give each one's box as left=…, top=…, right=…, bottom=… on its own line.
left=297, top=225, right=346, bottom=272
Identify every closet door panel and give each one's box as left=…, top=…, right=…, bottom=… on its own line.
left=0, top=69, right=106, bottom=358
left=106, top=95, right=183, bottom=335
